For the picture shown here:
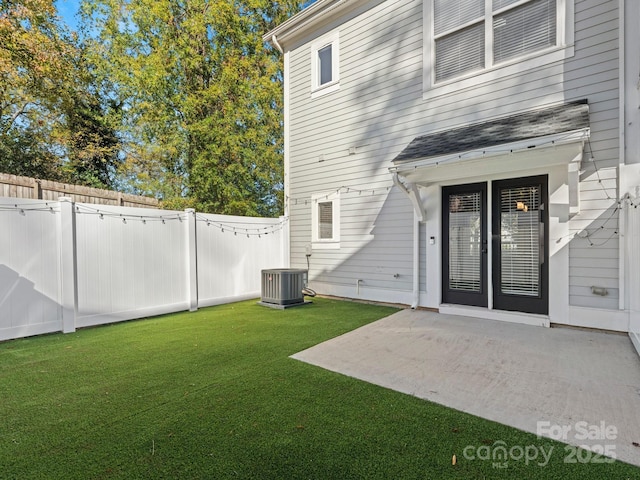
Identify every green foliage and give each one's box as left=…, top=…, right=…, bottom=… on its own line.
left=82, top=0, right=301, bottom=215
left=59, top=67, right=122, bottom=188
left=1, top=0, right=299, bottom=210
left=0, top=0, right=67, bottom=179
left=0, top=0, right=122, bottom=188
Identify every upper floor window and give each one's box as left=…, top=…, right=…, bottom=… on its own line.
left=311, top=32, right=340, bottom=97
left=424, top=0, right=573, bottom=97
left=435, top=0, right=557, bottom=82
left=318, top=45, right=333, bottom=85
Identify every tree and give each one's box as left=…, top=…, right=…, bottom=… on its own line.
left=0, top=0, right=122, bottom=187
left=0, top=0, right=69, bottom=179
left=59, top=48, right=122, bottom=188
left=81, top=0, right=302, bottom=215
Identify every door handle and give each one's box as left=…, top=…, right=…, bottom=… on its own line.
left=539, top=204, right=545, bottom=265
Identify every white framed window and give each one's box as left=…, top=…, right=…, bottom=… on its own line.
left=311, top=32, right=340, bottom=97
left=424, top=0, right=574, bottom=98
left=311, top=191, right=340, bottom=249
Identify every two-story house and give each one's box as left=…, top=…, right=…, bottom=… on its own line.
left=264, top=0, right=640, bottom=347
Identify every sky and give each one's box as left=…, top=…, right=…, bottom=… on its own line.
left=55, top=0, right=81, bottom=31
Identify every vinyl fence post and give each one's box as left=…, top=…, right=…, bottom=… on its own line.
left=186, top=208, right=198, bottom=311
left=59, top=197, right=77, bottom=333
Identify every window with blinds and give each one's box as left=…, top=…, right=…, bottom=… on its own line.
left=318, top=201, right=333, bottom=239
left=493, top=0, right=556, bottom=63
left=448, top=192, right=482, bottom=292
left=499, top=186, right=541, bottom=296
left=434, top=0, right=557, bottom=82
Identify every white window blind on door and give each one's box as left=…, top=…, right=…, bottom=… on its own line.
left=448, top=192, right=482, bottom=292
left=493, top=0, right=557, bottom=63
left=499, top=186, right=541, bottom=296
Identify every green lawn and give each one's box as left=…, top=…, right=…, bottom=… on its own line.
left=1, top=297, right=638, bottom=479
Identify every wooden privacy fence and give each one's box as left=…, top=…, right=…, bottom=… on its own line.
left=0, top=196, right=288, bottom=341
left=0, top=173, right=158, bottom=208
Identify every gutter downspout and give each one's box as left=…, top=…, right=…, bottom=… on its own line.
left=271, top=35, right=284, bottom=54
left=412, top=211, right=420, bottom=309
left=393, top=173, right=423, bottom=309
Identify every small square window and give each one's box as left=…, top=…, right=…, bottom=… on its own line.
left=312, top=192, right=340, bottom=249
left=311, top=32, right=340, bottom=97
left=318, top=201, right=333, bottom=239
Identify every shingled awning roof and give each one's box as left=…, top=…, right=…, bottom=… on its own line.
left=393, top=100, right=589, bottom=164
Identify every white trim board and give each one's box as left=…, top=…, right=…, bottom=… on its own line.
left=439, top=304, right=550, bottom=328
left=566, top=305, right=629, bottom=333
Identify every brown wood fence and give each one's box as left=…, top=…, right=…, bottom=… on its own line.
left=0, top=173, right=159, bottom=208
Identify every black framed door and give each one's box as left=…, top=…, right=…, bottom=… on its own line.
left=491, top=176, right=549, bottom=314
left=442, top=183, right=488, bottom=307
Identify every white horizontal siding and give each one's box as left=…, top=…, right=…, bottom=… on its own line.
left=286, top=0, right=621, bottom=309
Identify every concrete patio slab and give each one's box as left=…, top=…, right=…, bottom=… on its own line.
left=291, top=308, right=640, bottom=466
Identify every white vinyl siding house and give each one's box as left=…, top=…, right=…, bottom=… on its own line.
left=265, top=0, right=640, bottom=333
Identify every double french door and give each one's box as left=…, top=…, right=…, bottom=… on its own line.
left=442, top=176, right=548, bottom=315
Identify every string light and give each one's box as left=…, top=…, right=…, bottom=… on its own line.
left=586, top=138, right=615, bottom=200
left=73, top=205, right=288, bottom=238
left=74, top=204, right=184, bottom=223
left=194, top=213, right=287, bottom=237
left=0, top=201, right=60, bottom=214
left=556, top=199, right=625, bottom=246
left=286, top=184, right=392, bottom=206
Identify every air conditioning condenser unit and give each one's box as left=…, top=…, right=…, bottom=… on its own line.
left=259, top=268, right=311, bottom=309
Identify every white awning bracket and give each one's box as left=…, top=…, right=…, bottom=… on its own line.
left=393, top=173, right=425, bottom=222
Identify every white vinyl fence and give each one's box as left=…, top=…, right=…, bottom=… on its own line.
left=0, top=197, right=288, bottom=341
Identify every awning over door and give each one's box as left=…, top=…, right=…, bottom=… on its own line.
left=390, top=100, right=590, bottom=188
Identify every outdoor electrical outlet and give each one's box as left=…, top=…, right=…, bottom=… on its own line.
left=305, top=244, right=312, bottom=256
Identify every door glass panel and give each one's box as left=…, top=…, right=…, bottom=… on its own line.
left=499, top=185, right=541, bottom=296
left=448, top=192, right=482, bottom=292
